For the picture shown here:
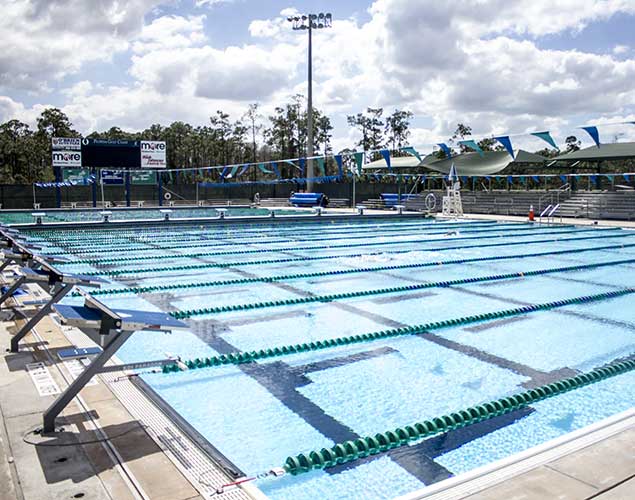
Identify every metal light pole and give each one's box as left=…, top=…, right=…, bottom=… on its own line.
left=288, top=12, right=332, bottom=192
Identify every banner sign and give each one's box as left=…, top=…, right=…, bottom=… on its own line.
left=140, top=141, right=167, bottom=168
left=62, top=168, right=92, bottom=183
left=131, top=171, right=157, bottom=185
left=52, top=150, right=82, bottom=167
left=101, top=170, right=124, bottom=185
left=52, top=137, right=81, bottom=150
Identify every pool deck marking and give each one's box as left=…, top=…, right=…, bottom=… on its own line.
left=156, top=255, right=573, bottom=485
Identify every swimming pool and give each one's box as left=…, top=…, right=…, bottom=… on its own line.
left=20, top=217, right=635, bottom=499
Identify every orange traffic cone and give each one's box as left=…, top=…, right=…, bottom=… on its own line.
left=528, top=204, right=535, bottom=221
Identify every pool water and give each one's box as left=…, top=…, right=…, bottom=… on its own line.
left=20, top=217, right=635, bottom=500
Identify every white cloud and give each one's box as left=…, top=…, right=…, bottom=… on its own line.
left=0, top=0, right=162, bottom=92
left=3, top=0, right=635, bottom=151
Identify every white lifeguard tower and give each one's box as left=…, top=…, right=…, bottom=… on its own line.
left=441, top=163, right=463, bottom=217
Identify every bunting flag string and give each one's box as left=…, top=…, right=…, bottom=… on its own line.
left=220, top=166, right=229, bottom=179
left=271, top=162, right=281, bottom=178
left=35, top=175, right=96, bottom=188
left=257, top=163, right=273, bottom=174
left=401, top=146, right=422, bottom=162
left=299, top=158, right=306, bottom=176
left=436, top=143, right=452, bottom=158
left=531, top=131, right=559, bottom=150
left=353, top=152, right=364, bottom=175
left=229, top=166, right=239, bottom=178
left=379, top=149, right=392, bottom=170
left=494, top=136, right=515, bottom=159
left=458, top=140, right=484, bottom=157
left=316, top=157, right=326, bottom=176
left=580, top=125, right=601, bottom=148
left=238, top=164, right=250, bottom=176
left=334, top=155, right=344, bottom=177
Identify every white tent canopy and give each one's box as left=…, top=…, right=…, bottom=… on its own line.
left=363, top=150, right=547, bottom=175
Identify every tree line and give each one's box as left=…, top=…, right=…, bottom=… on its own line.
left=0, top=97, right=418, bottom=183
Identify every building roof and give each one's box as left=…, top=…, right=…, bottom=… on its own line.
left=553, top=142, right=635, bottom=162
left=363, top=149, right=547, bottom=175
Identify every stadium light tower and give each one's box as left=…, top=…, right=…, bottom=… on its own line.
left=287, top=12, right=332, bottom=192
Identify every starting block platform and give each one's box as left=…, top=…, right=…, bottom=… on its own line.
left=42, top=291, right=188, bottom=433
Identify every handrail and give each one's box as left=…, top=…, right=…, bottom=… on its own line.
left=540, top=205, right=552, bottom=217
left=548, top=204, right=560, bottom=217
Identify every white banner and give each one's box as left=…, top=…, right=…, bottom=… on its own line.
left=140, top=141, right=167, bottom=168
left=52, top=150, right=82, bottom=167
left=52, top=137, right=81, bottom=150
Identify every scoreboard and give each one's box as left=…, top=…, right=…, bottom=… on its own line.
left=52, top=137, right=167, bottom=169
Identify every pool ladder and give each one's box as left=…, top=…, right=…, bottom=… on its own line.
left=539, top=204, right=561, bottom=224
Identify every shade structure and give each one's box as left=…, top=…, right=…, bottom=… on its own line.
left=553, top=142, right=635, bottom=162
left=363, top=150, right=547, bottom=175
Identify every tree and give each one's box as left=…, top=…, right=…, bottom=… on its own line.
left=347, top=107, right=384, bottom=158
left=385, top=109, right=413, bottom=151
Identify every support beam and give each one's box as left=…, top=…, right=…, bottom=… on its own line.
left=10, top=284, right=74, bottom=352
left=43, top=330, right=133, bottom=433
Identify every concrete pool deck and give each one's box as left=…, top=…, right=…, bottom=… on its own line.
left=0, top=212, right=633, bottom=500
left=0, top=279, right=259, bottom=500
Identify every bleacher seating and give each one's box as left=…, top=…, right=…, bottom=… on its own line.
left=380, top=193, right=420, bottom=207
left=289, top=192, right=327, bottom=207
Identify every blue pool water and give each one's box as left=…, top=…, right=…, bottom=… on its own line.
left=21, top=217, right=635, bottom=500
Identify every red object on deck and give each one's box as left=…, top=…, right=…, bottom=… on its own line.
left=529, top=204, right=535, bottom=221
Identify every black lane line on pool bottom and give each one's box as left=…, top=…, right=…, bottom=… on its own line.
left=129, top=236, right=579, bottom=485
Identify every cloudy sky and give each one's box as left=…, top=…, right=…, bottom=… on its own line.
left=2, top=0, right=635, bottom=152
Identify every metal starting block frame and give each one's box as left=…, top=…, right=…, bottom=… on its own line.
left=4, top=256, right=106, bottom=353
left=44, top=290, right=187, bottom=433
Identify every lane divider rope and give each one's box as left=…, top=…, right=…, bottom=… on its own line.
left=58, top=227, right=615, bottom=266
left=281, top=356, right=635, bottom=475
left=161, top=288, right=635, bottom=372
left=73, top=231, right=635, bottom=277
left=83, top=243, right=635, bottom=297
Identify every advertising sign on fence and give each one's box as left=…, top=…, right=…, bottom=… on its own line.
left=52, top=150, right=82, bottom=167
left=140, top=141, right=167, bottom=168
left=131, top=171, right=157, bottom=184
left=52, top=137, right=81, bottom=150
left=100, top=170, right=125, bottom=185
left=62, top=168, right=92, bottom=183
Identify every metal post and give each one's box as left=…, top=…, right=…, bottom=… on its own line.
left=306, top=22, right=314, bottom=193
left=10, top=284, right=74, bottom=352
left=32, top=184, right=37, bottom=208
left=125, top=170, right=131, bottom=207
left=158, top=172, right=163, bottom=207
left=91, top=168, right=97, bottom=207
left=352, top=170, right=356, bottom=208
left=54, top=166, right=62, bottom=208
left=42, top=330, right=133, bottom=433
left=100, top=172, right=106, bottom=208
left=0, top=275, right=27, bottom=307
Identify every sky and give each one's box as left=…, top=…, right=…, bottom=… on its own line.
left=2, top=0, right=635, bottom=154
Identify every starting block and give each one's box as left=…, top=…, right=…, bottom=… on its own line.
left=44, top=291, right=187, bottom=433
left=6, top=256, right=106, bottom=353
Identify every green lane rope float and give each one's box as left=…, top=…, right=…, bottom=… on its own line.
left=31, top=220, right=499, bottom=248
left=74, top=231, right=635, bottom=277
left=84, top=243, right=635, bottom=297
left=168, top=260, right=635, bottom=319
left=28, top=219, right=492, bottom=244
left=54, top=223, right=543, bottom=256
left=162, top=288, right=635, bottom=373
left=281, top=357, right=635, bottom=475
left=58, top=227, right=614, bottom=266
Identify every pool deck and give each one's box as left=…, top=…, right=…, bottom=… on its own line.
left=0, top=279, right=260, bottom=500
left=0, top=211, right=633, bottom=500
